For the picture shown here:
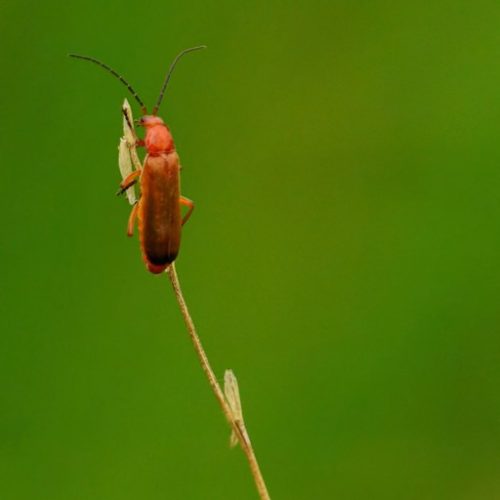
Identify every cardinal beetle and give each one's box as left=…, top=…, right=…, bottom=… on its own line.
left=70, top=46, right=206, bottom=273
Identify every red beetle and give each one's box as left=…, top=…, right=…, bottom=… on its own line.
left=70, top=47, right=205, bottom=273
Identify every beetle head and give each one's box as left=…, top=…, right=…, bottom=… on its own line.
left=138, top=115, right=165, bottom=128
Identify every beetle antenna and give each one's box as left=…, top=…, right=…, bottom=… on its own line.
left=69, top=53, right=148, bottom=114
left=152, top=45, right=206, bottom=115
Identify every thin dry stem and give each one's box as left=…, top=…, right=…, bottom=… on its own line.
left=166, top=263, right=271, bottom=500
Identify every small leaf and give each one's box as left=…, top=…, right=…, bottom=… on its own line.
left=224, top=370, right=244, bottom=448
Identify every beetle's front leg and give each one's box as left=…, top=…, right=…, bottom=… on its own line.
left=122, top=104, right=140, bottom=143
left=127, top=140, right=144, bottom=172
left=122, top=100, right=144, bottom=171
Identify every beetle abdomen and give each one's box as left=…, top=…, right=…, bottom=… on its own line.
left=138, top=152, right=181, bottom=274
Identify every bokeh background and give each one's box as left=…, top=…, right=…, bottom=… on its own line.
left=1, top=1, right=499, bottom=499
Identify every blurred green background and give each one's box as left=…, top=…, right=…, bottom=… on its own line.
left=1, top=1, right=499, bottom=499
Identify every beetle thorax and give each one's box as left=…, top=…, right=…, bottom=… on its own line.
left=141, top=115, right=174, bottom=155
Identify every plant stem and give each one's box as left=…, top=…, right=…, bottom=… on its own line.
left=166, top=263, right=271, bottom=500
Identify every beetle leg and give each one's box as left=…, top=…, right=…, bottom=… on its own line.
left=122, top=106, right=134, bottom=131
left=121, top=105, right=144, bottom=156
left=180, top=196, right=195, bottom=226
left=117, top=169, right=141, bottom=195
left=128, top=144, right=143, bottom=172
left=127, top=201, right=139, bottom=237
left=122, top=107, right=143, bottom=145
